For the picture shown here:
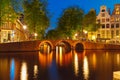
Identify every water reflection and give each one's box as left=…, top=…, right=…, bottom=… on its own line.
left=0, top=58, right=9, bottom=80
left=83, top=56, right=89, bottom=80
left=74, top=53, right=79, bottom=76
left=1, top=50, right=120, bottom=80
left=92, top=53, right=96, bottom=69
left=34, top=65, right=38, bottom=78
left=117, top=54, right=120, bottom=65
left=40, top=43, right=51, bottom=54
left=39, top=52, right=53, bottom=68
left=56, top=46, right=72, bottom=67
left=10, top=59, right=15, bottom=80
left=20, top=62, right=28, bottom=80
left=56, top=46, right=65, bottom=54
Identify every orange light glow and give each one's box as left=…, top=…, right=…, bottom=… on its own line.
left=39, top=52, right=53, bottom=68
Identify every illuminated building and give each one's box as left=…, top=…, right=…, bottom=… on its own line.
left=110, top=4, right=120, bottom=43
left=96, top=4, right=120, bottom=43
left=96, top=6, right=111, bottom=42
left=0, top=19, right=27, bottom=43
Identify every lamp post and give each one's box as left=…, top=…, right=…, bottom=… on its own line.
left=34, top=33, right=38, bottom=40
left=23, top=25, right=28, bottom=41
left=23, top=25, right=27, bottom=30
left=74, top=33, right=78, bottom=40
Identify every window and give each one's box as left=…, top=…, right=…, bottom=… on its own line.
left=102, top=30, right=105, bottom=38
left=111, top=30, right=114, bottom=38
left=116, top=18, right=120, bottom=22
left=106, top=18, right=109, bottom=22
left=111, top=17, right=114, bottom=22
left=102, top=18, right=105, bottom=22
left=102, top=24, right=105, bottom=28
left=101, top=13, right=105, bottom=17
left=116, top=24, right=119, bottom=28
left=101, top=9, right=105, bottom=12
left=115, top=7, right=120, bottom=14
left=111, top=24, right=114, bottom=28
left=106, top=24, right=109, bottom=28
left=106, top=30, right=109, bottom=38
left=97, top=19, right=100, bottom=23
left=116, top=30, right=119, bottom=36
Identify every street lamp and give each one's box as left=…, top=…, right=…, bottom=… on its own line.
left=74, top=33, right=78, bottom=40
left=23, top=25, right=28, bottom=40
left=23, top=25, right=27, bottom=30
left=34, top=33, right=38, bottom=40
left=84, top=30, right=88, bottom=34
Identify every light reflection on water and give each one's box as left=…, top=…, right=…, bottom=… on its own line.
left=39, top=51, right=53, bottom=68
left=34, top=65, right=38, bottom=78
left=0, top=50, right=120, bottom=80
left=20, top=62, right=28, bottom=80
left=10, top=59, right=15, bottom=80
left=83, top=56, right=89, bottom=80
left=74, top=53, right=79, bottom=76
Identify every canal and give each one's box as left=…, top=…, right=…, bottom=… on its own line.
left=0, top=50, right=120, bottom=80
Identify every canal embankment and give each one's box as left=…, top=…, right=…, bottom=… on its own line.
left=83, top=41, right=120, bottom=50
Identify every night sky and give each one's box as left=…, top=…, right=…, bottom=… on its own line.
left=47, top=0, right=120, bottom=31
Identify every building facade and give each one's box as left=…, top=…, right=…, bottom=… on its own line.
left=0, top=20, right=27, bottom=43
left=96, top=4, right=120, bottom=43
left=96, top=6, right=111, bottom=42
left=110, top=4, right=120, bottom=43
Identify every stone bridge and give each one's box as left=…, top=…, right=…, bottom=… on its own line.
left=39, top=39, right=84, bottom=53
left=0, top=39, right=120, bottom=53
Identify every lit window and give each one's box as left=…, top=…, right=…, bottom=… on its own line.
left=116, top=18, right=120, bottom=22
left=111, top=18, right=114, bottom=22
left=116, top=24, right=119, bottom=28
left=115, top=7, right=120, bottom=14
left=116, top=30, right=119, bottom=36
left=111, top=30, right=114, bottom=38
left=116, top=7, right=119, bottom=11
left=102, top=18, right=105, bottom=22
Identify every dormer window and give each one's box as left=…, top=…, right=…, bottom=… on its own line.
left=101, top=9, right=105, bottom=12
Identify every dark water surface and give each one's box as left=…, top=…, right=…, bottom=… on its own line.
left=0, top=50, right=120, bottom=80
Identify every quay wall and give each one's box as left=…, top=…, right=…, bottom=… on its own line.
left=0, top=40, right=41, bottom=52
left=83, top=42, right=120, bottom=50
left=0, top=40, right=120, bottom=52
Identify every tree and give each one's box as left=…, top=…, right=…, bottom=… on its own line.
left=57, top=6, right=84, bottom=39
left=0, top=0, right=18, bottom=27
left=82, top=9, right=100, bottom=40
left=23, top=0, right=49, bottom=40
left=83, top=9, right=99, bottom=32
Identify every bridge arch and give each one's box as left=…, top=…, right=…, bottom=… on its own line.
left=73, top=41, right=84, bottom=52
left=55, top=40, right=72, bottom=53
left=39, top=40, right=54, bottom=54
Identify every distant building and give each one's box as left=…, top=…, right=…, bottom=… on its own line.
left=96, top=5, right=111, bottom=42
left=110, top=4, right=120, bottom=43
